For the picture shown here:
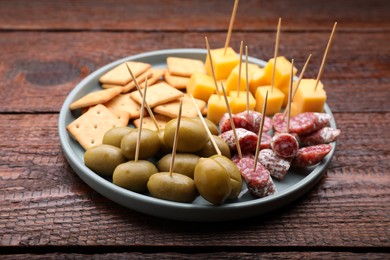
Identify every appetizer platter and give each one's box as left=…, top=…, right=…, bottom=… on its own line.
left=59, top=48, right=338, bottom=222
left=59, top=0, right=339, bottom=221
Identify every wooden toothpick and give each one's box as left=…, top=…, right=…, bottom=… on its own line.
left=190, top=95, right=221, bottom=156
left=205, top=36, right=220, bottom=98
left=271, top=17, right=282, bottom=93
left=237, top=41, right=243, bottom=97
left=245, top=45, right=250, bottom=113
left=126, top=63, right=160, bottom=133
left=286, top=59, right=294, bottom=133
left=224, top=0, right=239, bottom=55
left=282, top=54, right=312, bottom=118
left=134, top=77, right=148, bottom=162
left=315, top=21, right=337, bottom=91
left=169, top=96, right=184, bottom=176
left=253, top=90, right=268, bottom=171
left=221, top=82, right=242, bottom=159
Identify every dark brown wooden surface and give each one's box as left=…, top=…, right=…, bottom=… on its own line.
left=0, top=0, right=389, bottom=259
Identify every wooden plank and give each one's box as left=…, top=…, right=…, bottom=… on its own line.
left=0, top=0, right=389, bottom=31
left=0, top=113, right=389, bottom=247
left=1, top=252, right=389, bottom=260
left=0, top=31, right=389, bottom=113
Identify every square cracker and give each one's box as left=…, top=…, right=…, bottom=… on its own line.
left=130, top=82, right=183, bottom=108
left=167, top=57, right=206, bottom=77
left=69, top=87, right=123, bottom=110
left=105, top=92, right=145, bottom=119
left=102, top=68, right=165, bottom=93
left=133, top=114, right=171, bottom=131
left=107, top=108, right=131, bottom=126
left=153, top=95, right=206, bottom=118
left=164, top=71, right=189, bottom=89
left=67, top=104, right=122, bottom=150
left=99, top=61, right=151, bottom=86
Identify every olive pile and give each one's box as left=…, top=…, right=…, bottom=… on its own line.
left=83, top=118, right=243, bottom=205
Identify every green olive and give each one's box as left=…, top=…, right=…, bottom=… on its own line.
left=113, top=160, right=158, bottom=192
left=210, top=155, right=243, bottom=200
left=164, top=118, right=208, bottom=153
left=103, top=126, right=134, bottom=148
left=191, top=118, right=219, bottom=135
left=121, top=129, right=160, bottom=160
left=197, top=135, right=231, bottom=158
left=84, top=144, right=127, bottom=177
left=147, top=172, right=198, bottom=203
left=156, top=130, right=172, bottom=158
left=157, top=153, right=200, bottom=179
left=194, top=157, right=231, bottom=205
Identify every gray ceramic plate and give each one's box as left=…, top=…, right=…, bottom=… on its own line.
left=58, top=48, right=336, bottom=222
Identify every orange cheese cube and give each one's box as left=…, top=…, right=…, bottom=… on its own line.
left=293, top=79, right=326, bottom=113
left=255, top=86, right=285, bottom=116
left=264, top=56, right=298, bottom=90
left=207, top=94, right=231, bottom=124
left=186, top=73, right=216, bottom=102
left=249, top=67, right=270, bottom=95
left=205, top=47, right=239, bottom=80
left=225, top=63, right=259, bottom=94
left=229, top=91, right=256, bottom=114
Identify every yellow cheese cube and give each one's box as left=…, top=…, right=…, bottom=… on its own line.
left=288, top=102, right=301, bottom=117
left=207, top=94, right=231, bottom=124
left=255, top=86, right=285, bottom=116
left=186, top=73, right=216, bottom=102
left=225, top=63, right=259, bottom=95
left=264, top=56, right=298, bottom=90
left=293, top=79, right=327, bottom=113
left=249, top=67, right=270, bottom=95
left=229, top=91, right=256, bottom=114
left=205, top=47, right=239, bottom=81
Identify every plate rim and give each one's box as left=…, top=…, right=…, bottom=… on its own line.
left=58, top=48, right=336, bottom=222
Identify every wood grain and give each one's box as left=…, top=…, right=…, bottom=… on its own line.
left=0, top=0, right=389, bottom=31
left=0, top=32, right=389, bottom=113
left=1, top=252, right=389, bottom=260
left=0, top=113, right=389, bottom=247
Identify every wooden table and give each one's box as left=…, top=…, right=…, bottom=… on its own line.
left=1, top=0, right=389, bottom=259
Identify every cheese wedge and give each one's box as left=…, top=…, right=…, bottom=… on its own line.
left=186, top=73, right=216, bottom=102
left=207, top=94, right=231, bottom=124
left=205, top=47, right=239, bottom=80
left=225, top=63, right=259, bottom=95
left=229, top=91, right=256, bottom=114
left=255, top=86, right=285, bottom=116
left=293, top=79, right=326, bottom=113
left=249, top=67, right=269, bottom=95
left=263, top=56, right=298, bottom=90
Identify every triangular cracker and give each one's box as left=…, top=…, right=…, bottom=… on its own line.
left=153, top=95, right=206, bottom=118
left=99, top=61, right=151, bottom=85
left=66, top=104, right=122, bottom=150
left=130, top=82, right=183, bottom=108
left=69, top=87, right=122, bottom=110
left=167, top=57, right=206, bottom=77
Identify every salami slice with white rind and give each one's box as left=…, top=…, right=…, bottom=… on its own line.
left=292, top=144, right=332, bottom=167
left=273, top=112, right=332, bottom=135
left=220, top=128, right=272, bottom=153
left=235, top=157, right=277, bottom=198
left=219, top=111, right=272, bottom=134
left=300, top=127, right=340, bottom=146
left=259, top=149, right=292, bottom=180
left=271, top=133, right=299, bottom=158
